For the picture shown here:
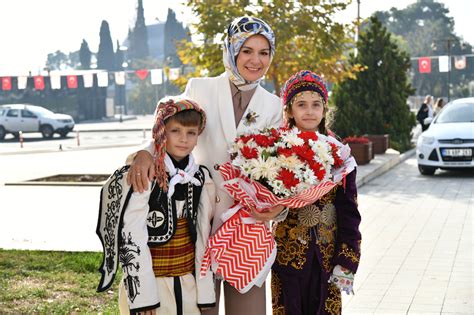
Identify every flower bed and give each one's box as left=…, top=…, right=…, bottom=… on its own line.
left=343, top=137, right=373, bottom=165
left=365, top=134, right=389, bottom=154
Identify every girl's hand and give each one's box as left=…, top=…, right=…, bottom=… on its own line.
left=126, top=150, right=155, bottom=192
left=137, top=310, right=156, bottom=315
left=251, top=205, right=285, bottom=222
left=329, top=265, right=354, bottom=295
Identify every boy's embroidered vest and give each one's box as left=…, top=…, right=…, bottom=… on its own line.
left=146, top=166, right=206, bottom=246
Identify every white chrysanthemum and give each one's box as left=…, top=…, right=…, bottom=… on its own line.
left=269, top=180, right=291, bottom=197
left=234, top=140, right=246, bottom=150
left=249, top=156, right=279, bottom=181
left=278, top=155, right=301, bottom=169
left=296, top=181, right=312, bottom=192
left=302, top=168, right=318, bottom=185
left=310, top=140, right=334, bottom=165
left=281, top=132, right=304, bottom=147
left=246, top=139, right=258, bottom=149
left=240, top=161, right=254, bottom=177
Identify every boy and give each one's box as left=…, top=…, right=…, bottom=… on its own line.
left=96, top=97, right=216, bottom=314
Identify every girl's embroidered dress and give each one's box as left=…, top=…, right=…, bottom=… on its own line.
left=272, top=169, right=361, bottom=315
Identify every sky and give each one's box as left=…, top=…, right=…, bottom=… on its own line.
left=0, top=0, right=472, bottom=75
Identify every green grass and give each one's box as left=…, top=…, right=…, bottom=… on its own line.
left=0, top=249, right=121, bottom=314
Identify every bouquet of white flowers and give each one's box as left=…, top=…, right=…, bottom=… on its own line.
left=200, top=127, right=356, bottom=293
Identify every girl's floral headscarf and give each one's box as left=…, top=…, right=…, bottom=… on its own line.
left=281, top=70, right=328, bottom=107
left=223, top=16, right=276, bottom=91
left=152, top=97, right=206, bottom=191
left=281, top=70, right=329, bottom=133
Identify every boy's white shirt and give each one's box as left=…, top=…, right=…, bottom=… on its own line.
left=122, top=167, right=216, bottom=311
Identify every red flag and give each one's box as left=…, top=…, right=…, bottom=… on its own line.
left=135, top=69, right=149, bottom=80
left=34, top=76, right=45, bottom=90
left=418, top=57, right=431, bottom=73
left=67, top=75, right=78, bottom=89
left=1, top=77, right=12, bottom=90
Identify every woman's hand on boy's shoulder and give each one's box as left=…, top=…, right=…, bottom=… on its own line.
left=127, top=150, right=155, bottom=193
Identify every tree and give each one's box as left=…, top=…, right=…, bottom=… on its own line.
left=332, top=17, right=416, bottom=152
left=45, top=50, right=80, bottom=70
left=68, top=51, right=81, bottom=69
left=79, top=39, right=92, bottom=70
left=129, top=0, right=149, bottom=64
left=373, top=0, right=474, bottom=97
left=115, top=40, right=124, bottom=70
left=45, top=50, right=69, bottom=70
left=177, top=0, right=361, bottom=93
left=164, top=9, right=191, bottom=67
left=97, top=20, right=115, bottom=71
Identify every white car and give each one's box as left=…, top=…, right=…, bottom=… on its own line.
left=416, top=97, right=474, bottom=175
left=0, top=104, right=75, bottom=140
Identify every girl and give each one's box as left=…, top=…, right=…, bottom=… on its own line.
left=272, top=70, right=362, bottom=315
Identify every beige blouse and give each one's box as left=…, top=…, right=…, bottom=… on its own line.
left=229, top=81, right=257, bottom=127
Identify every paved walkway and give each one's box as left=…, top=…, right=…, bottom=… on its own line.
left=342, top=158, right=473, bottom=314
left=75, top=114, right=154, bottom=132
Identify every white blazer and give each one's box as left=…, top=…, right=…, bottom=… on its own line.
left=184, top=73, right=283, bottom=233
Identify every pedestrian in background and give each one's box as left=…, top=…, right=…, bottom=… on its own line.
left=416, top=94, right=433, bottom=131
left=434, top=97, right=444, bottom=116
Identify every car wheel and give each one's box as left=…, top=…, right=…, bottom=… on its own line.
left=59, top=131, right=69, bottom=138
left=40, top=125, right=54, bottom=139
left=0, top=126, right=6, bottom=140
left=418, top=165, right=436, bottom=175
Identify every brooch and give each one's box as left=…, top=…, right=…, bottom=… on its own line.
left=243, top=110, right=259, bottom=126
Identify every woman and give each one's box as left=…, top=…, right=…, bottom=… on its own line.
left=416, top=95, right=433, bottom=131
left=434, top=97, right=444, bottom=115
left=127, top=16, right=285, bottom=315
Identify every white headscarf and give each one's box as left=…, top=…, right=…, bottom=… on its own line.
left=222, top=16, right=276, bottom=91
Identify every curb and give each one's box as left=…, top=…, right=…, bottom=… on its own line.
left=357, top=148, right=416, bottom=187
left=74, top=128, right=147, bottom=133
left=4, top=181, right=105, bottom=187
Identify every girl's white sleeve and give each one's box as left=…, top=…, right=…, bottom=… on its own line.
left=195, top=173, right=217, bottom=307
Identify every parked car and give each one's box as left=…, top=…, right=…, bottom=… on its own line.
left=416, top=97, right=474, bottom=175
left=0, top=104, right=75, bottom=140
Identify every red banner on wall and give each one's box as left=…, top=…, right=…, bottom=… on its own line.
left=418, top=57, right=431, bottom=73
left=34, top=76, right=45, bottom=90
left=135, top=69, right=149, bottom=80
left=1, top=77, right=12, bottom=90
left=67, top=75, right=78, bottom=89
